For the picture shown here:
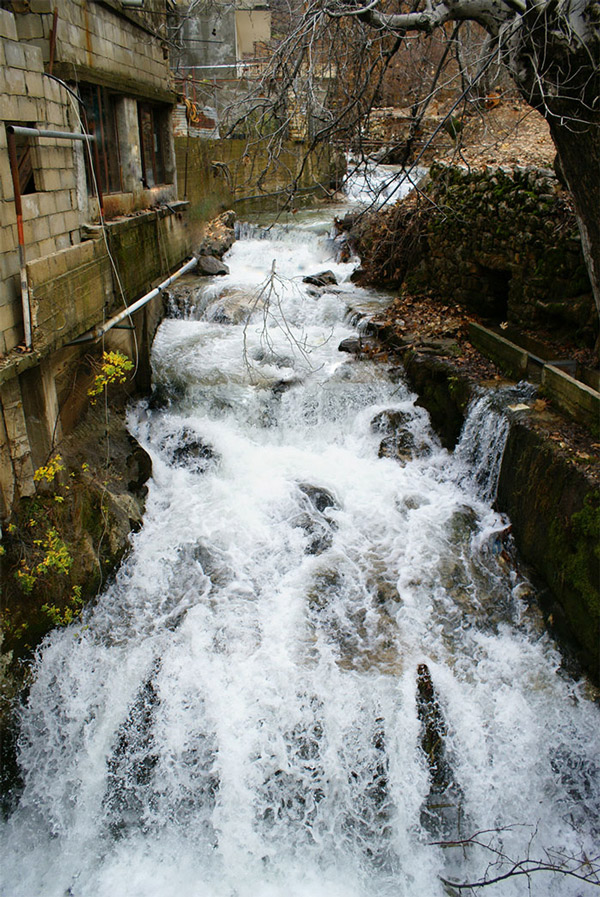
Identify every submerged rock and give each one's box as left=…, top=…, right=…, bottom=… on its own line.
left=298, top=483, right=337, bottom=514
left=371, top=409, right=422, bottom=462
left=163, top=428, right=217, bottom=473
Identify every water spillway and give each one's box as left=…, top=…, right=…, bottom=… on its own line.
left=1, top=199, right=598, bottom=897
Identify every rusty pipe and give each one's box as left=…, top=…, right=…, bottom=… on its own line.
left=6, top=128, right=33, bottom=351
left=48, top=6, right=58, bottom=75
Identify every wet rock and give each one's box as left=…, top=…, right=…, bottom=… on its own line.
left=271, top=378, right=302, bottom=396
left=338, top=337, right=363, bottom=354
left=164, top=428, right=217, bottom=473
left=371, top=409, right=418, bottom=461
left=207, top=288, right=263, bottom=324
left=373, top=579, right=401, bottom=604
left=196, top=255, right=230, bottom=276
left=146, top=378, right=187, bottom=410
left=416, top=663, right=463, bottom=840
left=195, top=210, right=236, bottom=258
left=448, top=505, right=479, bottom=542
left=126, top=435, right=153, bottom=498
left=303, top=270, right=338, bottom=287
left=291, top=512, right=333, bottom=555
left=371, top=409, right=412, bottom=433
left=299, top=483, right=337, bottom=513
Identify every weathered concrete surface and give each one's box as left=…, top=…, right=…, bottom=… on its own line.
left=469, top=323, right=529, bottom=381
left=497, top=420, right=599, bottom=679
left=541, top=365, right=600, bottom=434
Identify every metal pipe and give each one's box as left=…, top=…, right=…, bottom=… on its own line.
left=6, top=125, right=95, bottom=142
left=68, top=256, right=199, bottom=344
left=6, top=129, right=33, bottom=350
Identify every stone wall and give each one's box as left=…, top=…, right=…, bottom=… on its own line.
left=352, top=163, right=596, bottom=347
left=412, top=164, right=595, bottom=344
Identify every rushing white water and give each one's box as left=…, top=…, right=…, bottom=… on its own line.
left=1, top=205, right=599, bottom=897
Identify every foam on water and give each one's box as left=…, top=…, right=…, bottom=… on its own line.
left=1, top=209, right=598, bottom=897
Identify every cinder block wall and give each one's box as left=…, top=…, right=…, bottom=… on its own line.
left=12, top=0, right=172, bottom=102
left=0, top=8, right=80, bottom=355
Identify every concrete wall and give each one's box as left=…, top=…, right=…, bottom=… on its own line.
left=175, top=135, right=344, bottom=233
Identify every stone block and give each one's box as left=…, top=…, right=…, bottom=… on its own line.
left=21, top=195, right=40, bottom=222
left=14, top=97, right=39, bottom=121
left=1, top=65, right=26, bottom=97
left=27, top=215, right=51, bottom=244
left=29, top=0, right=53, bottom=11
left=0, top=301, right=18, bottom=333
left=3, top=324, right=22, bottom=354
left=54, top=191, right=73, bottom=213
left=25, top=69, right=45, bottom=98
left=4, top=40, right=26, bottom=69
left=0, top=223, right=17, bottom=254
left=43, top=101, right=68, bottom=127
left=49, top=212, right=67, bottom=237
left=0, top=9, right=18, bottom=41
left=43, top=78, right=62, bottom=102
left=55, top=234, right=71, bottom=251
left=16, top=14, right=44, bottom=41
left=0, top=159, right=15, bottom=202
left=0, top=250, right=19, bottom=283
left=36, top=237, right=57, bottom=258
left=40, top=194, right=59, bottom=220
left=63, top=210, right=80, bottom=232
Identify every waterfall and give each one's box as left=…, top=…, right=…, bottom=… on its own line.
left=454, top=385, right=536, bottom=502
left=1, top=204, right=598, bottom=897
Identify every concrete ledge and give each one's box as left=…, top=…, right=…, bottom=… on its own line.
left=468, top=322, right=528, bottom=379
left=542, top=364, right=600, bottom=433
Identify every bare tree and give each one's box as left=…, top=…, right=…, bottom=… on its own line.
left=222, top=0, right=600, bottom=334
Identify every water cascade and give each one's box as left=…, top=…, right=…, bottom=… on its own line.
left=1, top=191, right=598, bottom=897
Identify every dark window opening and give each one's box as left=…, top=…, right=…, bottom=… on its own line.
left=138, top=103, right=167, bottom=188
left=477, top=265, right=510, bottom=321
left=79, top=84, right=122, bottom=195
left=8, top=123, right=37, bottom=194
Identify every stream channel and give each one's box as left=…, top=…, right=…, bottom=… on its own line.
left=1, top=170, right=599, bottom=896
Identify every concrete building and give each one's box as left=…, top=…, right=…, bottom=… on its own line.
left=0, top=1, right=190, bottom=516
left=170, top=0, right=272, bottom=136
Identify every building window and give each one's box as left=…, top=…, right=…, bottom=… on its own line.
left=138, top=103, right=167, bottom=188
left=79, top=84, right=122, bottom=195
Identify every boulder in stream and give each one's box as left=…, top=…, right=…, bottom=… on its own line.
left=195, top=209, right=236, bottom=258
left=196, top=255, right=230, bottom=276
left=303, top=270, right=338, bottom=287
left=163, top=427, right=217, bottom=473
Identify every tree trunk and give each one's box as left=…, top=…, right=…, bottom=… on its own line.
left=548, top=115, right=600, bottom=354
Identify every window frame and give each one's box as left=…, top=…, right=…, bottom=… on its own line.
left=79, top=83, right=123, bottom=196
left=137, top=102, right=168, bottom=189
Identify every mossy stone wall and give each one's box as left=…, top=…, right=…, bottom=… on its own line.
left=411, top=164, right=595, bottom=344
